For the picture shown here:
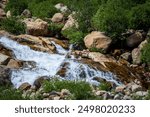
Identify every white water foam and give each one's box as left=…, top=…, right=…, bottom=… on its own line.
left=0, top=37, right=121, bottom=88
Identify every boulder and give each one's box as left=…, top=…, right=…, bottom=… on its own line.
left=0, top=53, right=9, bottom=64
left=55, top=3, right=68, bottom=13
left=120, top=52, right=131, bottom=62
left=21, top=9, right=32, bottom=18
left=84, top=31, right=112, bottom=51
left=135, top=91, right=148, bottom=97
left=0, top=65, right=11, bottom=86
left=0, top=8, right=5, bottom=18
left=126, top=31, right=145, bottom=48
left=131, top=48, right=141, bottom=64
left=19, top=82, right=31, bottom=91
left=51, top=13, right=64, bottom=23
left=62, top=14, right=78, bottom=30
left=24, top=18, right=48, bottom=36
left=33, top=76, right=49, bottom=89
left=138, top=40, right=148, bottom=50
left=131, top=84, right=143, bottom=92
left=6, top=10, right=11, bottom=18
left=6, top=59, right=22, bottom=69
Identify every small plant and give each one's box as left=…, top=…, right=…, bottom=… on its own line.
left=98, top=81, right=112, bottom=91
left=43, top=79, right=96, bottom=100
left=61, top=27, right=84, bottom=45
left=48, top=22, right=64, bottom=36
left=5, top=0, right=28, bottom=16
left=0, top=85, right=28, bottom=100
left=28, top=1, right=58, bottom=18
left=89, top=47, right=106, bottom=53
left=141, top=42, right=150, bottom=70
left=0, top=17, right=26, bottom=35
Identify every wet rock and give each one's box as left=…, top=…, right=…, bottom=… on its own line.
left=13, top=35, right=56, bottom=53
left=84, top=31, right=112, bottom=51
left=126, top=31, right=145, bottom=48
left=131, top=48, right=141, bottom=65
left=0, top=53, right=9, bottom=64
left=23, top=18, right=48, bottom=36
left=7, top=59, right=22, bottom=69
left=135, top=91, right=148, bottom=97
left=21, top=9, right=32, bottom=18
left=131, top=84, right=142, bottom=92
left=50, top=38, right=69, bottom=49
left=19, top=82, right=31, bottom=91
left=51, top=13, right=64, bottom=23
left=120, top=52, right=131, bottom=62
left=33, top=76, right=48, bottom=89
left=22, top=61, right=36, bottom=68
left=0, top=65, right=11, bottom=86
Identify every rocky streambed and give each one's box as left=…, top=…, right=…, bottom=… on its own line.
left=0, top=32, right=150, bottom=100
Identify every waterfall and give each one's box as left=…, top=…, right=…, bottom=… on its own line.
left=0, top=36, right=121, bottom=88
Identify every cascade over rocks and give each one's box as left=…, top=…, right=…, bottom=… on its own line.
left=84, top=31, right=112, bottom=51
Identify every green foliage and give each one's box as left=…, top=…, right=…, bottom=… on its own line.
left=92, top=0, right=150, bottom=42
left=128, top=2, right=150, bottom=31
left=89, top=47, right=106, bottom=54
left=0, top=17, right=26, bottom=35
left=28, top=1, right=58, bottom=18
left=98, top=81, right=112, bottom=91
left=92, top=0, right=129, bottom=41
left=141, top=42, right=150, bottom=65
left=61, top=28, right=84, bottom=44
left=0, top=85, right=28, bottom=100
left=5, top=0, right=28, bottom=16
left=43, top=79, right=96, bottom=100
left=48, top=22, right=64, bottom=36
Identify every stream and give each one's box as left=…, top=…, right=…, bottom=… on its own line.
left=0, top=36, right=121, bottom=88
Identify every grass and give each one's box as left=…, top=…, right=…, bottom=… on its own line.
left=0, top=85, right=29, bottom=100
left=43, top=79, right=97, bottom=100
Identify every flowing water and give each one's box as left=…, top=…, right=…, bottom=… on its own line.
left=0, top=37, right=121, bottom=88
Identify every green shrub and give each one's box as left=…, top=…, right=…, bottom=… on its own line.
left=28, top=1, right=58, bottom=18
left=98, top=81, right=112, bottom=91
left=0, top=17, right=26, bottom=35
left=0, top=85, right=28, bottom=100
left=141, top=42, right=150, bottom=65
left=48, top=22, right=64, bottom=36
left=5, top=0, right=28, bottom=16
left=61, top=28, right=84, bottom=44
left=92, top=0, right=129, bottom=41
left=43, top=79, right=96, bottom=100
left=128, top=2, right=150, bottom=31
